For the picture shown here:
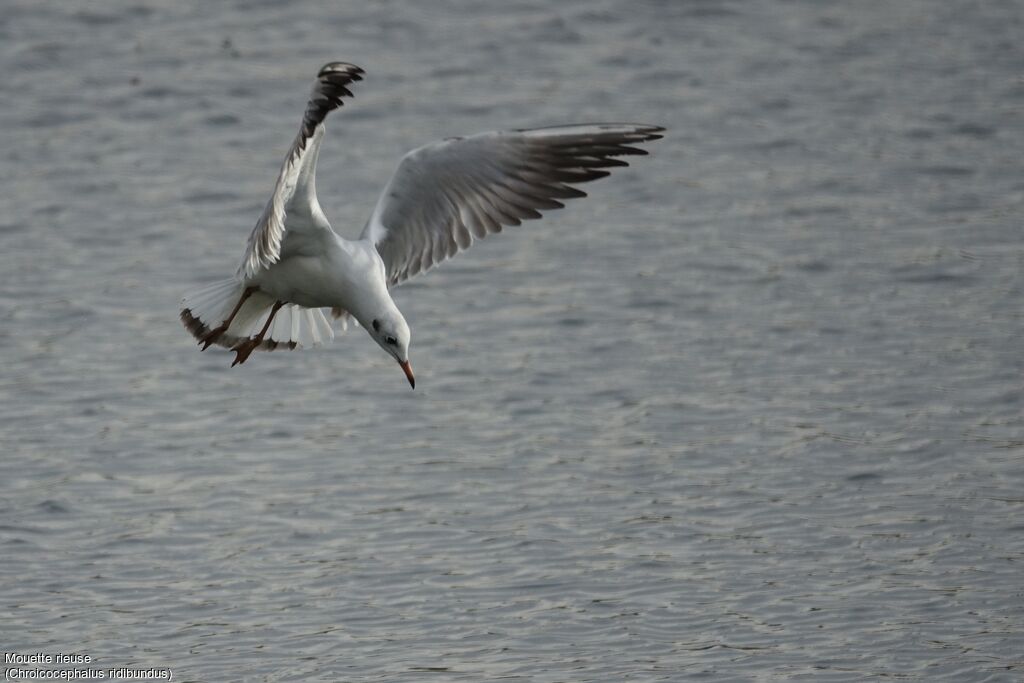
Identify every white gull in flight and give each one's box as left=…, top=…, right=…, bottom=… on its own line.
left=180, top=62, right=663, bottom=388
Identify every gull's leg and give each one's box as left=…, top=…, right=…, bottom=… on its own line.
left=231, top=300, right=285, bottom=367
left=200, top=286, right=258, bottom=350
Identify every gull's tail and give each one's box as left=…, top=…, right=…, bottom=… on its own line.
left=179, top=279, right=338, bottom=353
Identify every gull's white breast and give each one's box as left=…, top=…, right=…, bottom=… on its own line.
left=250, top=235, right=385, bottom=316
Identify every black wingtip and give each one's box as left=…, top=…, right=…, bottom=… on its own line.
left=626, top=124, right=665, bottom=143
left=299, top=62, right=365, bottom=139
left=643, top=127, right=665, bottom=142
left=318, top=62, right=365, bottom=80
left=631, top=125, right=664, bottom=142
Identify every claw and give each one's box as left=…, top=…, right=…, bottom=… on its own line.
left=199, top=286, right=258, bottom=351
left=229, top=299, right=284, bottom=368
left=200, top=325, right=227, bottom=350
left=231, top=339, right=259, bottom=367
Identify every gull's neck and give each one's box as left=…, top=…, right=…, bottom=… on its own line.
left=336, top=239, right=402, bottom=325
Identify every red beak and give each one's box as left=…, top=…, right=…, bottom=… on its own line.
left=399, top=360, right=415, bottom=389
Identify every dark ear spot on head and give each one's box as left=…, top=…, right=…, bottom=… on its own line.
left=372, top=319, right=381, bottom=332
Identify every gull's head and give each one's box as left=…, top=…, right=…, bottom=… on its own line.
left=369, top=312, right=414, bottom=389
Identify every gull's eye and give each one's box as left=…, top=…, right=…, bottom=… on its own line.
left=372, top=319, right=381, bottom=332
left=385, top=335, right=398, bottom=346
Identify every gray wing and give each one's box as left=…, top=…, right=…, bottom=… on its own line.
left=236, top=62, right=364, bottom=280
left=361, top=123, right=664, bottom=286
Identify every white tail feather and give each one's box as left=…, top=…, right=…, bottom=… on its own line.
left=180, top=279, right=338, bottom=353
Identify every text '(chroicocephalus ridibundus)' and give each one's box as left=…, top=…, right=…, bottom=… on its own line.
left=180, top=62, right=663, bottom=388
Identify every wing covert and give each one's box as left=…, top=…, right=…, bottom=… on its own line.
left=361, top=123, right=664, bottom=286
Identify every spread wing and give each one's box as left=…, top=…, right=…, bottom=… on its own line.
left=360, top=123, right=664, bottom=286
left=236, top=62, right=364, bottom=280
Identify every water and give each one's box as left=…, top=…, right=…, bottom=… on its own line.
left=2, top=0, right=1022, bottom=680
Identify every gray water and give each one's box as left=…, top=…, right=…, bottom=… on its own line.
left=2, top=0, right=1022, bottom=680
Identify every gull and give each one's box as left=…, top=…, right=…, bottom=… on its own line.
left=180, top=62, right=663, bottom=388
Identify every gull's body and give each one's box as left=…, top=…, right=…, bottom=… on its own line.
left=251, top=233, right=386, bottom=319
left=180, top=62, right=663, bottom=388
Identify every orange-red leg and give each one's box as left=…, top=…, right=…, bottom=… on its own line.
left=231, top=300, right=284, bottom=367
left=200, top=286, right=257, bottom=350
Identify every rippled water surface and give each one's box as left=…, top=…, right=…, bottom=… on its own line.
left=2, top=0, right=1023, bottom=680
